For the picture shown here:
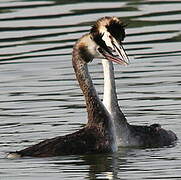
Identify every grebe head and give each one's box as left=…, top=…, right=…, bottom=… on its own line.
left=76, top=16, right=129, bottom=65
left=90, top=16, right=129, bottom=65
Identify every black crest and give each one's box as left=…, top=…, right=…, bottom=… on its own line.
left=106, top=19, right=126, bottom=41
left=90, top=17, right=126, bottom=43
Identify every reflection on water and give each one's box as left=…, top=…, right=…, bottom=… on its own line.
left=0, top=0, right=181, bottom=179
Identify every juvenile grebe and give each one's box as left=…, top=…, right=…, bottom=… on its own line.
left=7, top=17, right=177, bottom=158
left=7, top=17, right=129, bottom=158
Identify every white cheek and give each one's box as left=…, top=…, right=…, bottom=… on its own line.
left=99, top=26, right=114, bottom=49
left=102, top=32, right=114, bottom=49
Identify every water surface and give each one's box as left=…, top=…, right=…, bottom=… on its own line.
left=0, top=0, right=181, bottom=179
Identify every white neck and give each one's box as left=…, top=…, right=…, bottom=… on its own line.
left=102, top=59, right=119, bottom=114
left=102, top=59, right=129, bottom=146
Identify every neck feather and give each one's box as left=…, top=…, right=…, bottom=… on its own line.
left=102, top=59, right=127, bottom=123
left=72, top=44, right=111, bottom=127
left=102, top=59, right=119, bottom=113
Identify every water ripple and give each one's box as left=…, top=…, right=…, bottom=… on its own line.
left=0, top=0, right=181, bottom=179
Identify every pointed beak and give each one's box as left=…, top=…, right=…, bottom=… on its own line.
left=98, top=33, right=129, bottom=65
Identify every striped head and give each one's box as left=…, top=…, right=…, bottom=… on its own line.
left=90, top=16, right=129, bottom=65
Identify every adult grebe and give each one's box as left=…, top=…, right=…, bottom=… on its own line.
left=7, top=17, right=129, bottom=158
left=102, top=59, right=177, bottom=147
left=100, top=18, right=177, bottom=147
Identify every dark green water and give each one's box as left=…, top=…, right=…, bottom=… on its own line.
left=0, top=0, right=181, bottom=179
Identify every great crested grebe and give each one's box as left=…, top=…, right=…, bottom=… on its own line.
left=99, top=18, right=177, bottom=147
left=102, top=59, right=177, bottom=147
left=7, top=17, right=177, bottom=158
